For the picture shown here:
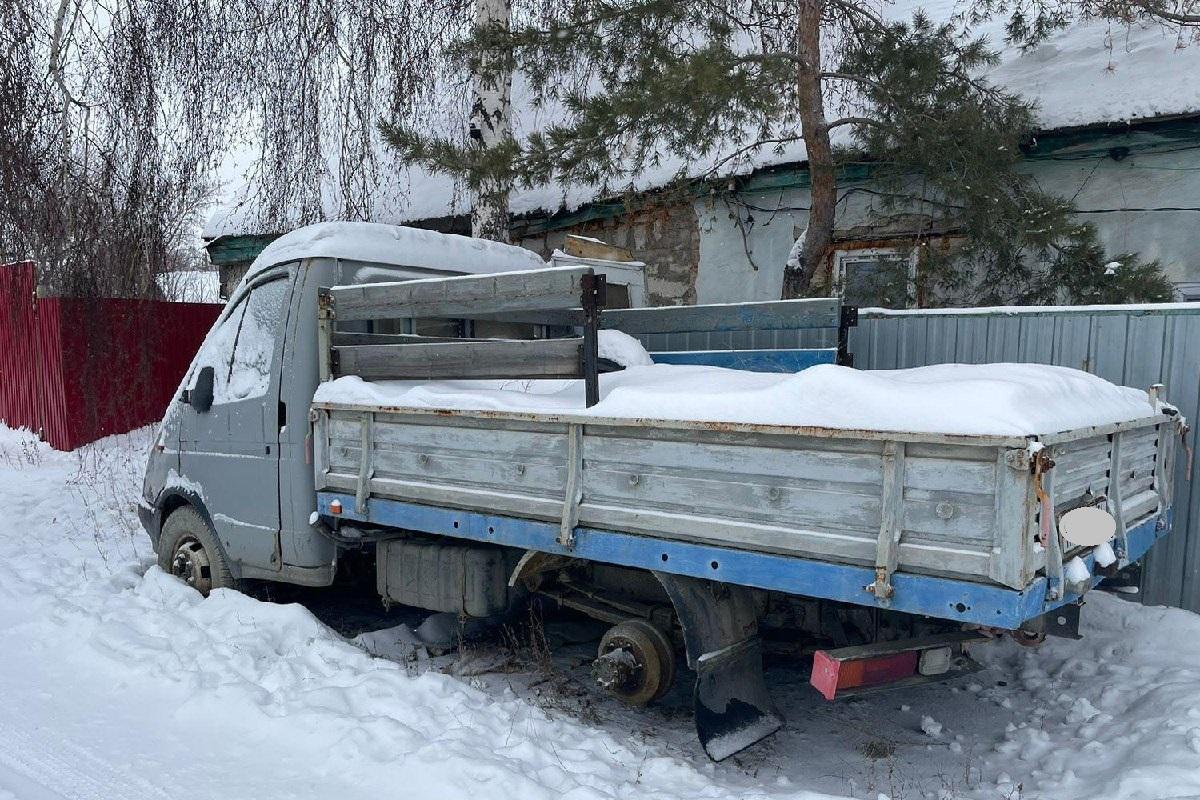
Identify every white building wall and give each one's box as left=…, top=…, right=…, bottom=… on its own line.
left=692, top=140, right=1200, bottom=304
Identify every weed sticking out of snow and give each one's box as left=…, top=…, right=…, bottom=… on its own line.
left=857, top=739, right=897, bottom=760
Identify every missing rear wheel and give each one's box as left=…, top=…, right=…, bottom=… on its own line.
left=593, top=618, right=676, bottom=706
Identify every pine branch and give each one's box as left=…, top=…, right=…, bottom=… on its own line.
left=820, top=71, right=886, bottom=92
left=736, top=52, right=808, bottom=68
left=825, top=0, right=887, bottom=28
left=827, top=116, right=895, bottom=131
left=695, top=135, right=807, bottom=179
left=1129, top=0, right=1200, bottom=23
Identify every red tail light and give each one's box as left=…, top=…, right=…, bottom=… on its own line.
left=810, top=649, right=919, bottom=701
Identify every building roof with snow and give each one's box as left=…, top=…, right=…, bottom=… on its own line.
left=203, top=2, right=1200, bottom=244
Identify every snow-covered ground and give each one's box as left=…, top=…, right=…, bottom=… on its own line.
left=3, top=424, right=1200, bottom=800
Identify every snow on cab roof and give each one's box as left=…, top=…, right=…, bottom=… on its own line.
left=204, top=3, right=1200, bottom=240
left=238, top=221, right=546, bottom=286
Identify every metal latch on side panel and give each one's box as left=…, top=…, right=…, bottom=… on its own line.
left=317, top=287, right=336, bottom=318
left=1005, top=447, right=1034, bottom=471
left=558, top=423, right=584, bottom=549
left=867, top=441, right=905, bottom=604
left=866, top=566, right=894, bottom=601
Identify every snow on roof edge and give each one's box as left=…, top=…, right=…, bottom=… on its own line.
left=204, top=3, right=1200, bottom=240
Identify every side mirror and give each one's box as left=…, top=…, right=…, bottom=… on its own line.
left=187, top=366, right=215, bottom=413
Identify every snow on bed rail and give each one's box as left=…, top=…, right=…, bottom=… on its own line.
left=860, top=301, right=1200, bottom=317
left=328, top=262, right=590, bottom=293
left=314, top=358, right=1165, bottom=437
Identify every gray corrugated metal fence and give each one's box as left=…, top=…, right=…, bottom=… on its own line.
left=849, top=305, right=1200, bottom=611
left=639, top=302, right=1200, bottom=611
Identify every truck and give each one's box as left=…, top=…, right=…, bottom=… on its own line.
left=140, top=221, right=1185, bottom=761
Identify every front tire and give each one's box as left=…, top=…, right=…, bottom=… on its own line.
left=157, top=506, right=237, bottom=596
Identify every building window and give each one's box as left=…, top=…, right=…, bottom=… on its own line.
left=1177, top=282, right=1200, bottom=301
left=832, top=246, right=918, bottom=308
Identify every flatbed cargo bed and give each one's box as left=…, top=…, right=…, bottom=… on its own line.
left=312, top=400, right=1176, bottom=626
left=310, top=265, right=1181, bottom=628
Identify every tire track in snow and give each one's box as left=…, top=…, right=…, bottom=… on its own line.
left=0, top=719, right=174, bottom=800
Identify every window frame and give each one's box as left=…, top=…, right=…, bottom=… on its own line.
left=832, top=245, right=919, bottom=309
left=1176, top=282, right=1200, bottom=302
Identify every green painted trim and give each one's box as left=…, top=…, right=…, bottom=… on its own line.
left=204, top=116, right=1200, bottom=242
left=1023, top=114, right=1200, bottom=160
left=513, top=163, right=881, bottom=236
left=519, top=116, right=1200, bottom=233
left=204, top=233, right=281, bottom=266
left=735, top=162, right=878, bottom=192
left=512, top=200, right=654, bottom=237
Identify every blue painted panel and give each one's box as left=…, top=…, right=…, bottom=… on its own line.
left=317, top=492, right=1172, bottom=628
left=648, top=347, right=837, bottom=372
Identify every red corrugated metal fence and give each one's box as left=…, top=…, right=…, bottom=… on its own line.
left=1, top=261, right=222, bottom=450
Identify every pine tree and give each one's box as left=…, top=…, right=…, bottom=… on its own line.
left=837, top=12, right=1175, bottom=306
left=1052, top=227, right=1176, bottom=304
left=382, top=0, right=1178, bottom=306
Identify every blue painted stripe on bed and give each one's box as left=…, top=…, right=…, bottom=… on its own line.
left=648, top=348, right=837, bottom=372
left=317, top=492, right=1169, bottom=627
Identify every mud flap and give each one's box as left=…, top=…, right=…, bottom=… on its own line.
left=654, top=572, right=783, bottom=761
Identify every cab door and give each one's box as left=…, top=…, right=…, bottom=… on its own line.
left=177, top=269, right=295, bottom=572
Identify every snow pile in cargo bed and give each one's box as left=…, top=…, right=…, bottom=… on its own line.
left=315, top=351, right=1162, bottom=436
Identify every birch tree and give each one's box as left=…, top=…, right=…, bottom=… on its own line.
left=2, top=0, right=473, bottom=288
left=469, top=0, right=516, bottom=241
left=1, top=0, right=212, bottom=297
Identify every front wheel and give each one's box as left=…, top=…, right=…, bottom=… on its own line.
left=157, top=506, right=237, bottom=596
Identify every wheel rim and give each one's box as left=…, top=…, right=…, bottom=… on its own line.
left=595, top=619, right=676, bottom=706
left=170, top=535, right=214, bottom=595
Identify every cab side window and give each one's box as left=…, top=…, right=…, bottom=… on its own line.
left=225, top=279, right=289, bottom=403
left=187, top=278, right=288, bottom=405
